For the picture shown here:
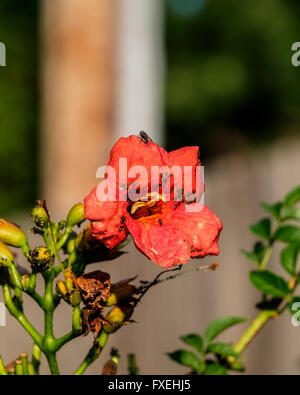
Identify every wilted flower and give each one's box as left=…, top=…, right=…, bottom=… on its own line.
left=102, top=348, right=119, bottom=375
left=77, top=270, right=111, bottom=310
left=74, top=224, right=125, bottom=264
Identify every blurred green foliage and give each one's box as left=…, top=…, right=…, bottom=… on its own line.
left=0, top=0, right=38, bottom=215
left=165, top=0, right=300, bottom=158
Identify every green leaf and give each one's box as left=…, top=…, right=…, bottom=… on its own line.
left=204, top=316, right=246, bottom=345
left=280, top=244, right=298, bottom=275
left=261, top=202, right=282, bottom=220
left=167, top=350, right=202, bottom=372
left=249, top=270, right=289, bottom=297
left=204, top=363, right=228, bottom=375
left=281, top=206, right=300, bottom=221
left=241, top=249, right=257, bottom=262
left=284, top=186, right=300, bottom=206
left=207, top=342, right=237, bottom=357
left=249, top=218, right=271, bottom=240
left=230, top=360, right=245, bottom=372
left=274, top=226, right=300, bottom=244
left=241, top=242, right=265, bottom=264
left=180, top=334, right=203, bottom=353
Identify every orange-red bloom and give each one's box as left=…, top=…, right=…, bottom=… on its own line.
left=84, top=135, right=222, bottom=268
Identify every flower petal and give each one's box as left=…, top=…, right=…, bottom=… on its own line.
left=167, top=146, right=202, bottom=203
left=125, top=210, right=191, bottom=268
left=124, top=202, right=222, bottom=268
left=167, top=146, right=199, bottom=169
left=107, top=135, right=168, bottom=188
left=176, top=203, right=222, bottom=258
left=84, top=186, right=128, bottom=249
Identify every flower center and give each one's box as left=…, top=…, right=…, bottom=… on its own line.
left=129, top=193, right=166, bottom=223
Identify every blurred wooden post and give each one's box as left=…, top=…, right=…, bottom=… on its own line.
left=116, top=0, right=164, bottom=145
left=41, top=0, right=116, bottom=218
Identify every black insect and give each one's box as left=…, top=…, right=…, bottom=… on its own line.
left=138, top=131, right=153, bottom=143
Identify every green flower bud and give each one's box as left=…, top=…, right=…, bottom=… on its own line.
left=69, top=291, right=82, bottom=307
left=21, top=274, right=30, bottom=291
left=56, top=279, right=68, bottom=297
left=67, top=203, right=85, bottom=227
left=28, top=247, right=54, bottom=273
left=0, top=219, right=28, bottom=249
left=105, top=284, right=136, bottom=307
left=56, top=268, right=81, bottom=307
left=56, top=280, right=81, bottom=307
left=0, top=241, right=14, bottom=267
left=31, top=204, right=49, bottom=228
left=103, top=304, right=134, bottom=333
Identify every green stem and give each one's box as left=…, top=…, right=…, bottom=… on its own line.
left=46, top=353, right=60, bottom=375
left=48, top=222, right=66, bottom=278
left=53, top=252, right=78, bottom=276
left=28, top=273, right=37, bottom=293
left=20, top=353, right=29, bottom=375
left=14, top=286, right=23, bottom=310
left=233, top=310, right=278, bottom=355
left=22, top=273, right=44, bottom=307
left=0, top=355, right=7, bottom=375
left=21, top=242, right=31, bottom=259
left=32, top=343, right=41, bottom=374
left=27, top=290, right=44, bottom=308
left=8, top=262, right=23, bottom=290
left=15, top=361, right=23, bottom=375
left=128, top=353, right=139, bottom=375
left=72, top=305, right=82, bottom=335
left=260, top=245, right=273, bottom=270
left=55, top=331, right=74, bottom=351
left=57, top=226, right=72, bottom=250
left=42, top=272, right=60, bottom=374
left=28, top=363, right=36, bottom=375
left=73, top=330, right=109, bottom=375
left=44, top=310, right=54, bottom=338
left=43, top=232, right=53, bottom=252
left=55, top=306, right=82, bottom=351
left=2, top=284, right=43, bottom=347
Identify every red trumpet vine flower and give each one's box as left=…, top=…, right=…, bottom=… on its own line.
left=84, top=134, right=222, bottom=268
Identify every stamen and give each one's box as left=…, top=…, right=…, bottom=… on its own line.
left=129, top=193, right=166, bottom=223
left=130, top=200, right=157, bottom=215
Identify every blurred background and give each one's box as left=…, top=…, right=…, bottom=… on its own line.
left=1, top=0, right=300, bottom=374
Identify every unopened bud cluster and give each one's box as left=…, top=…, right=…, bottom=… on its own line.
left=28, top=247, right=54, bottom=273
